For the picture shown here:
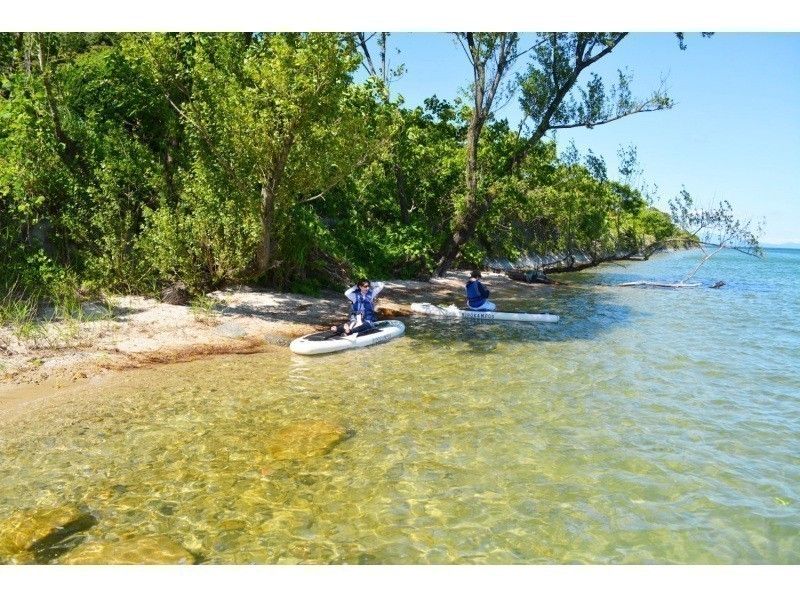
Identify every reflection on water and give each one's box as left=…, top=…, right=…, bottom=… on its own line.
left=1, top=250, right=799, bottom=564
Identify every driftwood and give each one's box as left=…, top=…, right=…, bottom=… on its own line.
left=544, top=249, right=640, bottom=273
left=619, top=281, right=702, bottom=288
left=506, top=269, right=559, bottom=285
left=502, top=248, right=641, bottom=283
left=619, top=281, right=725, bottom=289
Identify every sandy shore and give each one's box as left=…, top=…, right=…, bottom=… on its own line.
left=1, top=271, right=523, bottom=400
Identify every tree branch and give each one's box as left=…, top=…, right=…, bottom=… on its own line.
left=547, top=104, right=670, bottom=130
left=509, top=38, right=548, bottom=61
left=581, top=33, right=627, bottom=68
left=356, top=32, right=379, bottom=79
left=454, top=33, right=473, bottom=65
left=296, top=150, right=377, bottom=204
left=482, top=34, right=513, bottom=115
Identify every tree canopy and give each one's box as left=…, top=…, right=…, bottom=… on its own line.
left=1, top=32, right=691, bottom=307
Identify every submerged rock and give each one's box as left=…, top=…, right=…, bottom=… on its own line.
left=58, top=535, right=196, bottom=564
left=267, top=420, right=351, bottom=461
left=0, top=506, right=97, bottom=563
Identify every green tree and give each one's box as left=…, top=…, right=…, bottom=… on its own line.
left=136, top=33, right=392, bottom=290
left=434, top=32, right=673, bottom=275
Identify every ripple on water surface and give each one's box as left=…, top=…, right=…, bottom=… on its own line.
left=1, top=250, right=799, bottom=564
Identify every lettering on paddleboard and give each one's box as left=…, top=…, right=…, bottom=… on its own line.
left=365, top=334, right=395, bottom=347
left=462, top=311, right=496, bottom=320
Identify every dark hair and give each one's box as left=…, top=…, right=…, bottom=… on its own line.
left=357, top=279, right=371, bottom=287
left=470, top=270, right=481, bottom=279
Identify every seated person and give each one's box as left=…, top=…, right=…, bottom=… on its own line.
left=330, top=279, right=385, bottom=334
left=465, top=270, right=496, bottom=311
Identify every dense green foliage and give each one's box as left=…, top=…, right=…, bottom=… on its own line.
left=1, top=32, right=680, bottom=308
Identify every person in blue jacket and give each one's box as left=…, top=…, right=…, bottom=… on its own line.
left=465, top=270, right=496, bottom=311
left=330, top=279, right=385, bottom=334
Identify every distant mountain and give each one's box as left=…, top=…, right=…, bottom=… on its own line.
left=762, top=242, right=800, bottom=249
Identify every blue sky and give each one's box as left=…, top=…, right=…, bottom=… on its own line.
left=368, top=32, right=800, bottom=246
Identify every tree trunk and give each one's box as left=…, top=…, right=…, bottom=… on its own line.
left=433, top=33, right=516, bottom=277
left=680, top=246, right=722, bottom=283
left=254, top=138, right=294, bottom=277
left=434, top=201, right=485, bottom=276
left=36, top=33, right=82, bottom=170
left=435, top=226, right=469, bottom=276
left=434, top=93, right=485, bottom=276
left=256, top=181, right=276, bottom=276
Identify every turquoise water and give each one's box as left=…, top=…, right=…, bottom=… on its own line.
left=0, top=248, right=798, bottom=564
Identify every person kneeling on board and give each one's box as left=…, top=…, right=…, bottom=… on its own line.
left=465, top=270, right=496, bottom=311
left=330, top=279, right=385, bottom=335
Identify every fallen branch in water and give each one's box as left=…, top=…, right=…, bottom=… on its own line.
left=619, top=281, right=701, bottom=288
left=619, top=190, right=763, bottom=289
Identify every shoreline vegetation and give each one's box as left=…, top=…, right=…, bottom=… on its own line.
left=0, top=32, right=764, bottom=403
left=2, top=34, right=688, bottom=338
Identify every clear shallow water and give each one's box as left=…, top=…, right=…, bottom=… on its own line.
left=1, top=249, right=798, bottom=564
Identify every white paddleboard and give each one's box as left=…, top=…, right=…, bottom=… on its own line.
left=289, top=320, right=406, bottom=355
left=410, top=302, right=559, bottom=323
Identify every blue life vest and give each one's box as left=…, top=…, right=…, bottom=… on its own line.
left=465, top=280, right=488, bottom=308
left=352, top=288, right=377, bottom=323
